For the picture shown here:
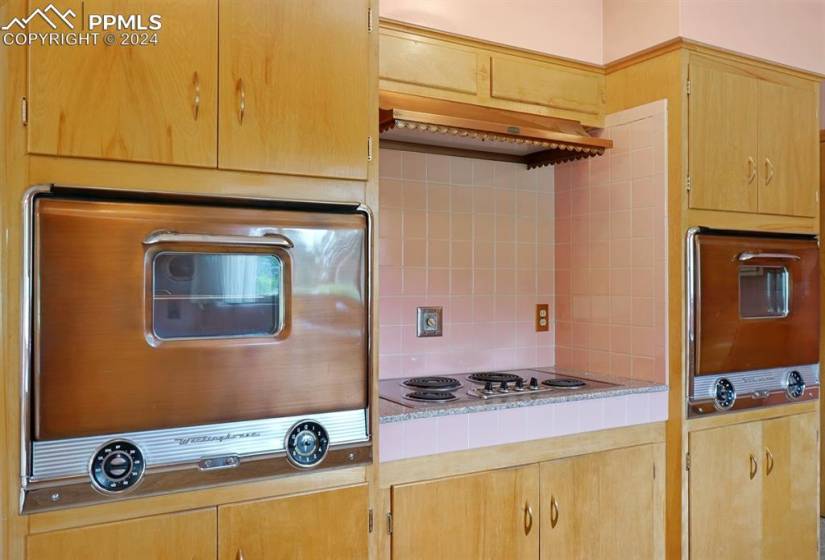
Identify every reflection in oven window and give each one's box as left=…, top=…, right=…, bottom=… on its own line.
left=738, top=265, right=789, bottom=319
left=153, top=252, right=281, bottom=339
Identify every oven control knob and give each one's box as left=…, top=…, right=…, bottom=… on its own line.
left=285, top=420, right=329, bottom=468
left=786, top=370, right=806, bottom=400
left=90, top=440, right=145, bottom=494
left=712, top=378, right=736, bottom=411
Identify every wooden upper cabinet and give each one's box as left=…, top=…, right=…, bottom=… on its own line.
left=28, top=508, right=216, bottom=560
left=379, top=32, right=479, bottom=96
left=688, top=57, right=759, bottom=213
left=219, top=0, right=370, bottom=180
left=391, top=465, right=539, bottom=559
left=28, top=0, right=218, bottom=167
left=761, top=412, right=818, bottom=560
left=689, top=421, right=763, bottom=560
left=489, top=55, right=604, bottom=120
left=757, top=81, right=819, bottom=217
left=540, top=445, right=657, bottom=559
left=218, top=485, right=368, bottom=560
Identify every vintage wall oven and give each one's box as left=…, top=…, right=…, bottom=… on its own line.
left=21, top=186, right=371, bottom=512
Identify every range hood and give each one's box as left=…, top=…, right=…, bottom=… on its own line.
left=379, top=91, right=612, bottom=168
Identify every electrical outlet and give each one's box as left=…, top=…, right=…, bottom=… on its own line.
left=535, top=304, right=549, bottom=332
left=417, top=306, right=443, bottom=337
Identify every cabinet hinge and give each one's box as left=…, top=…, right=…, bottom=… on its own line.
left=386, top=512, right=393, bottom=535
left=368, top=509, right=374, bottom=533
left=368, top=7, right=374, bottom=32
left=367, top=136, right=374, bottom=162
left=816, top=190, right=819, bottom=203
left=685, top=452, right=691, bottom=471
left=686, top=176, right=692, bottom=193
left=20, top=96, right=28, bottom=126
left=686, top=79, right=691, bottom=95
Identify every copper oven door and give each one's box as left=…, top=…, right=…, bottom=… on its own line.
left=695, top=234, right=819, bottom=375
left=33, top=198, right=368, bottom=440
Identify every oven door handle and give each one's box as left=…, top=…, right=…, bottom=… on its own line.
left=143, top=230, right=294, bottom=249
left=737, top=252, right=800, bottom=262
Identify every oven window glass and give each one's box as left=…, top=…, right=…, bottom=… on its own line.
left=738, top=265, right=789, bottom=319
left=152, top=252, right=281, bottom=339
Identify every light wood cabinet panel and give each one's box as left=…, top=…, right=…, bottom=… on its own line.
left=219, top=0, right=369, bottom=180
left=490, top=55, right=603, bottom=117
left=28, top=508, right=216, bottom=560
left=757, top=81, right=819, bottom=217
left=540, top=445, right=656, bottom=559
left=28, top=0, right=218, bottom=167
left=391, top=465, right=539, bottom=559
left=762, top=412, right=818, bottom=559
left=379, top=33, right=478, bottom=95
left=688, top=58, right=759, bottom=213
left=218, top=484, right=368, bottom=560
left=689, top=422, right=763, bottom=560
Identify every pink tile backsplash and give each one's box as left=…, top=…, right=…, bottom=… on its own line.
left=378, top=150, right=555, bottom=379
left=554, top=101, right=668, bottom=384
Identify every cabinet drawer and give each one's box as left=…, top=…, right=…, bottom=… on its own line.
left=490, top=55, right=603, bottom=117
left=28, top=508, right=217, bottom=560
left=380, top=33, right=479, bottom=95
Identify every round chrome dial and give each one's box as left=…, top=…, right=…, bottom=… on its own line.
left=713, top=378, right=736, bottom=411
left=285, top=420, right=329, bottom=468
left=89, top=440, right=145, bottom=494
left=785, top=370, right=806, bottom=400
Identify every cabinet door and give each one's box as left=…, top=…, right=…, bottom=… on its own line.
left=689, top=422, right=763, bottom=560
left=219, top=0, right=369, bottom=180
left=28, top=509, right=216, bottom=560
left=762, top=412, right=818, bottom=559
left=218, top=484, right=368, bottom=560
left=688, top=58, right=759, bottom=213
left=757, top=81, right=819, bottom=217
left=540, top=445, right=656, bottom=559
left=391, top=465, right=539, bottom=559
left=28, top=0, right=218, bottom=167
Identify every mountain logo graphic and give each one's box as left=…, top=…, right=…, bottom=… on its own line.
left=2, top=4, right=76, bottom=31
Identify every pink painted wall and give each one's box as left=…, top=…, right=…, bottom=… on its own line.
left=378, top=151, right=556, bottom=379
left=679, top=0, right=825, bottom=75
left=603, top=0, right=680, bottom=62
left=554, top=101, right=668, bottom=384
left=383, top=0, right=825, bottom=74
left=379, top=0, right=603, bottom=65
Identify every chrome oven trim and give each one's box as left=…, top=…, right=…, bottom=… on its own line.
left=20, top=184, right=375, bottom=512
left=685, top=226, right=700, bottom=415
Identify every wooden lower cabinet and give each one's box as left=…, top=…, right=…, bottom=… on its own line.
left=540, top=445, right=657, bottom=559
left=218, top=484, right=368, bottom=560
left=689, top=412, right=818, bottom=560
left=391, top=465, right=540, bottom=559
left=27, top=508, right=216, bottom=560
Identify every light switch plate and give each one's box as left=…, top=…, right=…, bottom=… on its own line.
left=416, top=306, right=443, bottom=337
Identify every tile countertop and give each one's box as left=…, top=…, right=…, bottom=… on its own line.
left=379, top=369, right=667, bottom=424
left=378, top=369, right=668, bottom=462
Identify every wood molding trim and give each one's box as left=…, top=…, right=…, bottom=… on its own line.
left=819, top=129, right=825, bottom=142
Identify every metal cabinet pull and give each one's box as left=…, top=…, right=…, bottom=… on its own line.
left=765, top=158, right=775, bottom=185
left=144, top=230, right=294, bottom=248
left=523, top=501, right=533, bottom=535
left=550, top=496, right=560, bottom=528
left=192, top=72, right=201, bottom=121
left=747, top=156, right=756, bottom=184
left=237, top=78, right=246, bottom=125
left=737, top=251, right=800, bottom=262
left=237, top=549, right=245, bottom=560
left=749, top=454, right=758, bottom=480
left=765, top=448, right=774, bottom=476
